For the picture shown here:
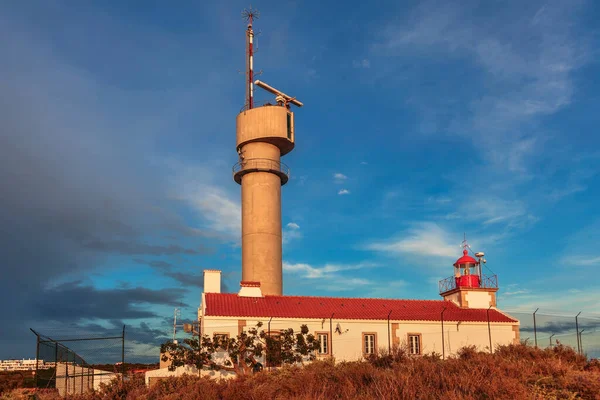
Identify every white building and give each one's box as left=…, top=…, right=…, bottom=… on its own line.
left=0, top=358, right=51, bottom=371
left=199, top=250, right=519, bottom=363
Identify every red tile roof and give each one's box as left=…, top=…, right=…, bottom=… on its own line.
left=204, top=293, right=517, bottom=323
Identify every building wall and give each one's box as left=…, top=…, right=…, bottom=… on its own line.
left=464, top=291, right=494, bottom=308
left=202, top=315, right=518, bottom=361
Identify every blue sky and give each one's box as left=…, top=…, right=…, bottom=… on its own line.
left=1, top=0, right=599, bottom=361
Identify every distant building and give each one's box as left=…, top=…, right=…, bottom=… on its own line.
left=0, top=359, right=51, bottom=371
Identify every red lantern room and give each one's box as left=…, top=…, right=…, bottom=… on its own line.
left=453, top=249, right=480, bottom=288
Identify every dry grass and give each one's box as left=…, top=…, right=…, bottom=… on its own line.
left=7, top=344, right=599, bottom=400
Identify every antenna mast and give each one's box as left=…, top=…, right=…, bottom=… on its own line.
left=242, top=6, right=260, bottom=110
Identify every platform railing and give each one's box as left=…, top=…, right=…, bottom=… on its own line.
left=232, top=158, right=290, bottom=184
left=438, top=274, right=498, bottom=295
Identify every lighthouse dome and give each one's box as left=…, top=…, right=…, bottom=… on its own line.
left=453, top=249, right=477, bottom=266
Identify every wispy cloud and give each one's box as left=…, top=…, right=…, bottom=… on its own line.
left=169, top=164, right=241, bottom=240
left=283, top=222, right=302, bottom=244
left=366, top=222, right=458, bottom=258
left=373, top=1, right=590, bottom=173
left=338, top=189, right=350, bottom=195
left=283, top=261, right=375, bottom=279
left=469, top=198, right=529, bottom=226
left=501, top=285, right=600, bottom=316
left=352, top=59, right=371, bottom=69
left=333, top=173, right=348, bottom=182
left=563, top=256, right=600, bottom=267
left=283, top=261, right=377, bottom=290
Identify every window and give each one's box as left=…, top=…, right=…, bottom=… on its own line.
left=286, top=112, right=292, bottom=139
left=408, top=334, right=421, bottom=355
left=316, top=333, right=329, bottom=355
left=363, top=333, right=376, bottom=355
left=266, top=332, right=282, bottom=367
left=213, top=333, right=230, bottom=350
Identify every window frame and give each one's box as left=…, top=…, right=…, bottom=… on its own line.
left=315, top=331, right=330, bottom=356
left=213, top=332, right=230, bottom=350
left=265, top=330, right=283, bottom=368
left=407, top=333, right=422, bottom=355
left=362, top=332, right=377, bottom=356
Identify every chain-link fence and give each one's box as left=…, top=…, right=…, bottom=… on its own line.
left=504, top=310, right=600, bottom=358
left=30, top=327, right=125, bottom=396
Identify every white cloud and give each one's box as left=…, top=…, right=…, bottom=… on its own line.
left=168, top=164, right=241, bottom=239
left=366, top=222, right=458, bottom=258
left=563, top=256, right=600, bottom=267
left=283, top=261, right=377, bottom=290
left=501, top=286, right=600, bottom=316
left=286, top=222, right=300, bottom=230
left=360, top=161, right=368, bottom=165
left=373, top=1, right=589, bottom=173
left=283, top=222, right=302, bottom=244
left=333, top=173, right=348, bottom=181
left=470, top=198, right=526, bottom=225
left=352, top=59, right=371, bottom=69
left=338, top=189, right=350, bottom=195
left=284, top=261, right=365, bottom=279
left=427, top=196, right=452, bottom=204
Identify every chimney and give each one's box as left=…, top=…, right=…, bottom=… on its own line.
left=203, top=270, right=221, bottom=293
left=238, top=281, right=263, bottom=297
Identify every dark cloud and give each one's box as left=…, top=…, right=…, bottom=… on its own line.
left=83, top=240, right=205, bottom=255
left=0, top=8, right=217, bottom=359
left=32, top=281, right=188, bottom=321
left=33, top=320, right=172, bottom=364
left=520, top=319, right=600, bottom=334
left=133, top=259, right=210, bottom=290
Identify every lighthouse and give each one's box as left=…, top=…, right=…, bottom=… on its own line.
left=439, top=238, right=499, bottom=308
left=233, top=9, right=302, bottom=296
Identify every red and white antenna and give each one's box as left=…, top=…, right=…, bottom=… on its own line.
left=242, top=6, right=260, bottom=110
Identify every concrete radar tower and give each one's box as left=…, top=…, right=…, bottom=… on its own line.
left=233, top=8, right=303, bottom=296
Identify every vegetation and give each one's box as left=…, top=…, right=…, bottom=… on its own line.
left=3, top=343, right=599, bottom=399
left=160, top=322, right=320, bottom=375
left=0, top=371, right=35, bottom=395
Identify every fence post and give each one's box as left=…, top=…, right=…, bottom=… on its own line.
left=387, top=310, right=392, bottom=354
left=65, top=350, right=69, bottom=399
left=35, top=333, right=40, bottom=388
left=54, top=342, right=58, bottom=390
left=533, top=308, right=539, bottom=348
left=122, top=325, right=126, bottom=380
left=441, top=307, right=447, bottom=360
left=330, top=313, right=335, bottom=359
left=487, top=305, right=493, bottom=354
left=575, top=312, right=581, bottom=355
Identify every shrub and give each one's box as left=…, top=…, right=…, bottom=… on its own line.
left=15, top=344, right=600, bottom=400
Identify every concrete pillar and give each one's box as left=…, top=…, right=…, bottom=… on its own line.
left=235, top=106, right=295, bottom=296
left=241, top=142, right=282, bottom=295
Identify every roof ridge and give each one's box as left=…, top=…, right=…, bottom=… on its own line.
left=208, top=292, right=451, bottom=303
